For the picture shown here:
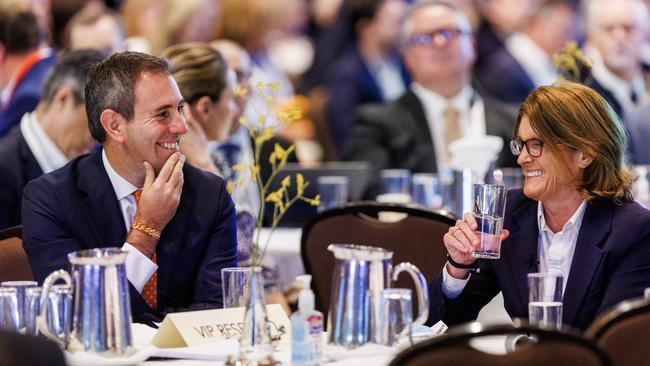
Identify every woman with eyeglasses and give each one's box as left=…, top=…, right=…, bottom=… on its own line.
left=427, top=81, right=650, bottom=330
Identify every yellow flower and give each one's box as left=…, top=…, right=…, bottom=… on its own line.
left=235, top=84, right=248, bottom=97
left=256, top=80, right=265, bottom=92
left=281, top=175, right=291, bottom=188
left=268, top=82, right=280, bottom=94
left=238, top=117, right=249, bottom=126
left=275, top=108, right=302, bottom=124
left=296, top=173, right=305, bottom=196
left=254, top=127, right=274, bottom=146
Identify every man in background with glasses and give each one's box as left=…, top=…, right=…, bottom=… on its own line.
left=343, top=0, right=518, bottom=198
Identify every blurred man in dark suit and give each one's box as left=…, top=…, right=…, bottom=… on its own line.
left=344, top=0, right=519, bottom=198
left=324, top=0, right=410, bottom=156
left=0, top=1, right=56, bottom=137
left=0, top=49, right=105, bottom=231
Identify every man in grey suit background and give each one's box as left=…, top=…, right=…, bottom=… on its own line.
left=343, top=0, right=519, bottom=198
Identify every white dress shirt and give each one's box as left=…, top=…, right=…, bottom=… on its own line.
left=101, top=150, right=157, bottom=292
left=505, top=33, right=558, bottom=87
left=410, top=83, right=486, bottom=172
left=586, top=45, right=647, bottom=111
left=371, top=58, right=406, bottom=101
left=20, top=112, right=67, bottom=174
left=442, top=200, right=587, bottom=298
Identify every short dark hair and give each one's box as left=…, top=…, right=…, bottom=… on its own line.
left=345, top=0, right=383, bottom=37
left=41, top=49, right=107, bottom=107
left=0, top=2, right=42, bottom=53
left=85, top=51, right=170, bottom=143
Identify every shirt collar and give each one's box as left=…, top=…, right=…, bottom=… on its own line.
left=19, top=111, right=67, bottom=174
left=410, top=82, right=473, bottom=110
left=102, top=149, right=138, bottom=201
left=537, top=199, right=588, bottom=235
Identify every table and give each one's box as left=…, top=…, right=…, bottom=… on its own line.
left=258, top=228, right=305, bottom=290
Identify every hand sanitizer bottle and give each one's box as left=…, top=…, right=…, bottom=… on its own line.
left=291, top=275, right=323, bottom=366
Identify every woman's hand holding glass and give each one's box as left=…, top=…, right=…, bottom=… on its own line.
left=444, top=212, right=509, bottom=278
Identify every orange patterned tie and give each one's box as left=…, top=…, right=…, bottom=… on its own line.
left=133, top=190, right=158, bottom=309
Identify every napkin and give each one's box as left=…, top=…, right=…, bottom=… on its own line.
left=449, top=135, right=504, bottom=181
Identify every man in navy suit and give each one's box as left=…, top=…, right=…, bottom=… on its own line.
left=0, top=3, right=56, bottom=137
left=22, top=52, right=237, bottom=324
left=0, top=49, right=104, bottom=231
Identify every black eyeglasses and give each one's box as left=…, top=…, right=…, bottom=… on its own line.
left=409, top=28, right=471, bottom=47
left=510, top=137, right=545, bottom=157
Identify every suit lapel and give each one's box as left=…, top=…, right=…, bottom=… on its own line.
left=401, top=91, right=437, bottom=172
left=17, top=131, right=43, bottom=181
left=156, top=168, right=193, bottom=302
left=77, top=150, right=127, bottom=247
left=562, top=202, right=609, bottom=326
left=506, top=200, right=539, bottom=304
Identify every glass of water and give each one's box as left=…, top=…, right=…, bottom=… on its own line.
left=411, top=173, right=443, bottom=209
left=0, top=287, right=19, bottom=332
left=528, top=272, right=563, bottom=329
left=317, top=176, right=349, bottom=212
left=1, top=281, right=38, bottom=332
left=379, top=169, right=412, bottom=202
left=378, top=288, right=413, bottom=348
left=472, top=184, right=507, bottom=259
left=221, top=267, right=250, bottom=308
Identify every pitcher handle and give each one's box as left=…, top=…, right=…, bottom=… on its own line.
left=38, top=270, right=72, bottom=349
left=391, top=262, right=429, bottom=326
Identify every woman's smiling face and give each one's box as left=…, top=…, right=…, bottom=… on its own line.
left=517, top=116, right=584, bottom=203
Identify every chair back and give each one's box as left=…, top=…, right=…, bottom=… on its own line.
left=389, top=321, right=611, bottom=366
left=585, top=296, right=650, bottom=366
left=301, top=202, right=455, bottom=314
left=0, top=226, right=33, bottom=282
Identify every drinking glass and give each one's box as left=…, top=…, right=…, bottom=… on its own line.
left=0, top=287, right=18, bottom=332
left=1, top=281, right=37, bottom=331
left=24, top=287, right=41, bottom=336
left=491, top=168, right=523, bottom=190
left=46, top=284, right=73, bottom=345
left=472, top=184, right=507, bottom=259
left=221, top=267, right=249, bottom=308
left=411, top=173, right=443, bottom=209
left=378, top=288, right=413, bottom=348
left=379, top=169, right=412, bottom=202
left=528, top=272, right=563, bottom=329
left=317, top=176, right=349, bottom=212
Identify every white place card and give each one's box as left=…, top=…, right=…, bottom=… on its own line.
left=152, top=304, right=291, bottom=348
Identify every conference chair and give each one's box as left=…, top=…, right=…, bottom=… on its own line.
left=301, top=201, right=455, bottom=314
left=585, top=296, right=650, bottom=366
left=389, top=321, right=611, bottom=366
left=0, top=226, right=33, bottom=282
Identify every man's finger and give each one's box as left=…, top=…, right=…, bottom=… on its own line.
left=157, top=151, right=180, bottom=182
left=143, top=161, right=155, bottom=188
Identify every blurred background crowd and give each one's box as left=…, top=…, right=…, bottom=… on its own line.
left=2, top=0, right=650, bottom=224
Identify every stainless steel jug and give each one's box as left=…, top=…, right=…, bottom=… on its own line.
left=38, top=248, right=134, bottom=356
left=327, top=244, right=429, bottom=348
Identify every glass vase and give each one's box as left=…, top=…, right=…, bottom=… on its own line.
left=238, top=266, right=274, bottom=365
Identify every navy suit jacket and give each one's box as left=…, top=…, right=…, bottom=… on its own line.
left=0, top=53, right=56, bottom=137
left=0, top=126, right=42, bottom=230
left=474, top=46, right=535, bottom=104
left=342, top=90, right=520, bottom=198
left=324, top=47, right=409, bottom=155
left=22, top=149, right=237, bottom=323
left=428, top=189, right=650, bottom=330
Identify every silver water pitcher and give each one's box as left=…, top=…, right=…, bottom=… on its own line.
left=38, top=248, right=134, bottom=356
left=327, top=244, right=429, bottom=348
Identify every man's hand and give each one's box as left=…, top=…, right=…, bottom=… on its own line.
left=127, top=152, right=185, bottom=257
